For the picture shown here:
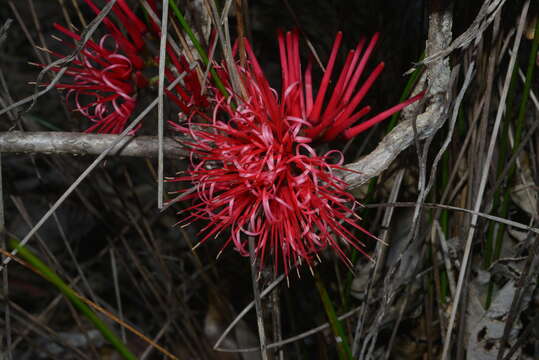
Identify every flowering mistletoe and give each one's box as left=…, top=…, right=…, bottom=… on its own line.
left=47, top=0, right=148, bottom=134
left=173, top=31, right=423, bottom=273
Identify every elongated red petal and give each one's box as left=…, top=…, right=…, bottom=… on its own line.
left=308, top=31, right=343, bottom=123
left=344, top=91, right=425, bottom=139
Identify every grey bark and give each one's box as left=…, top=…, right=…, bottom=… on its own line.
left=0, top=132, right=188, bottom=159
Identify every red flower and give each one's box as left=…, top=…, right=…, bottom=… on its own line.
left=266, top=30, right=423, bottom=141
left=164, top=46, right=210, bottom=116
left=172, top=31, right=423, bottom=273
left=48, top=0, right=147, bottom=134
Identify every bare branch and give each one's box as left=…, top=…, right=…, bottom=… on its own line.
left=344, top=3, right=453, bottom=188
left=417, top=0, right=508, bottom=67
left=0, top=132, right=187, bottom=159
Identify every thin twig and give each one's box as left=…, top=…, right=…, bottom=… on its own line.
left=0, top=295, right=90, bottom=359
left=140, top=318, right=173, bottom=360
left=214, top=273, right=286, bottom=350
left=218, top=266, right=439, bottom=354
left=0, top=19, right=12, bottom=46
left=484, top=59, right=539, bottom=207
left=7, top=2, right=47, bottom=67
left=157, top=0, right=170, bottom=209
left=0, top=16, right=12, bottom=360
left=351, top=168, right=405, bottom=355
left=501, top=312, right=539, bottom=360
left=56, top=0, right=73, bottom=29
left=271, top=269, right=284, bottom=360
left=248, top=236, right=269, bottom=360
left=433, top=221, right=457, bottom=296
left=365, top=202, right=539, bottom=235
left=440, top=4, right=529, bottom=358
left=109, top=248, right=126, bottom=343
left=423, top=62, right=474, bottom=217
left=203, top=0, right=243, bottom=96
left=1, top=0, right=118, bottom=117
left=50, top=203, right=98, bottom=303
left=217, top=305, right=365, bottom=353
left=70, top=0, right=87, bottom=27
left=497, top=232, right=539, bottom=359
left=416, top=0, right=508, bottom=67
left=383, top=288, right=410, bottom=360
left=28, top=0, right=52, bottom=65
left=0, top=74, right=188, bottom=272
left=0, top=152, right=12, bottom=360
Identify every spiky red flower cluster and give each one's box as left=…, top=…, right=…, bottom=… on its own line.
left=46, top=0, right=208, bottom=134
left=173, top=31, right=423, bottom=273
left=47, top=0, right=147, bottom=134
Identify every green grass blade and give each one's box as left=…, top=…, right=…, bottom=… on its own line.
left=9, top=238, right=137, bottom=360
left=168, top=0, right=228, bottom=97
left=315, top=271, right=353, bottom=360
